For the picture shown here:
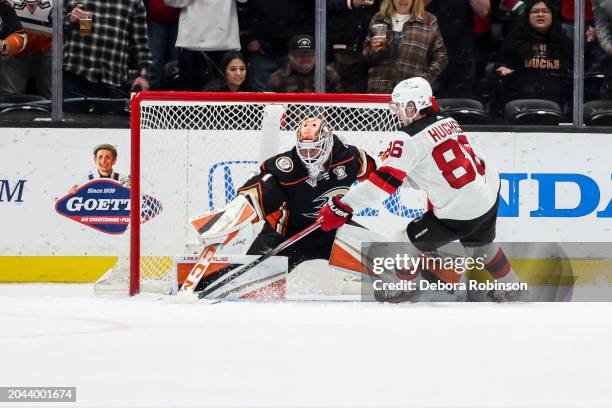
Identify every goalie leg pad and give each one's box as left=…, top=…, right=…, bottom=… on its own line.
left=329, top=223, right=396, bottom=276
left=198, top=254, right=289, bottom=300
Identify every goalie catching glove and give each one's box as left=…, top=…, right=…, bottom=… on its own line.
left=317, top=195, right=353, bottom=231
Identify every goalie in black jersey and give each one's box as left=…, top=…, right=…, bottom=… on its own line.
left=237, top=117, right=376, bottom=272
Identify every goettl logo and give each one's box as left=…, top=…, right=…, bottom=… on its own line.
left=55, top=180, right=162, bottom=234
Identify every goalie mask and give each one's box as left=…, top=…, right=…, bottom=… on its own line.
left=296, top=117, right=333, bottom=179
left=389, top=77, right=435, bottom=125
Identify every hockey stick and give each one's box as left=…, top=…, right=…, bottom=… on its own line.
left=198, top=219, right=322, bottom=299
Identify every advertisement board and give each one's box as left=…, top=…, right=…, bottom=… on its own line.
left=0, top=128, right=610, bottom=282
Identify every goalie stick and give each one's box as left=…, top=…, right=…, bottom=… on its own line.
left=178, top=243, right=222, bottom=294
left=198, top=219, right=322, bottom=299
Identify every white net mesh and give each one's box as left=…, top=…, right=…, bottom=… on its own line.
left=140, top=102, right=400, bottom=132
left=128, top=95, right=426, bottom=295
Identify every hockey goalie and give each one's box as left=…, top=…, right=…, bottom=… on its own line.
left=178, top=116, right=378, bottom=300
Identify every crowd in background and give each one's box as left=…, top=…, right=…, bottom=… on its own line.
left=1, top=0, right=612, bottom=122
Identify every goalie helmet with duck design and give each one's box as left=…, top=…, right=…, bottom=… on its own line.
left=296, top=117, right=333, bottom=179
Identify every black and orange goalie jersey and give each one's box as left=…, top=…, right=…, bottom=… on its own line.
left=238, top=135, right=375, bottom=237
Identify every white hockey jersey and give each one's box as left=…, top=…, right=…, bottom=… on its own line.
left=343, top=113, right=500, bottom=221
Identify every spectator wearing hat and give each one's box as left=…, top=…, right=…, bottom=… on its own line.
left=238, top=0, right=315, bottom=91
left=267, top=34, right=342, bottom=93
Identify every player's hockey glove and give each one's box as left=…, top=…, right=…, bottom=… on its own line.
left=318, top=195, right=353, bottom=231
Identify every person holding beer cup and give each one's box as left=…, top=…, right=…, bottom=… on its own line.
left=68, top=3, right=93, bottom=36
left=363, top=0, right=447, bottom=94
left=63, top=0, right=151, bottom=101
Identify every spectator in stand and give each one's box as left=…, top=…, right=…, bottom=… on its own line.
left=164, top=0, right=246, bottom=91
left=591, top=0, right=612, bottom=97
left=426, top=0, right=490, bottom=98
left=267, top=34, right=342, bottom=93
left=239, top=0, right=315, bottom=91
left=144, top=0, right=180, bottom=90
left=363, top=0, right=447, bottom=94
left=203, top=51, right=254, bottom=92
left=63, top=0, right=151, bottom=99
left=0, top=1, right=27, bottom=59
left=593, top=0, right=612, bottom=53
left=0, top=0, right=51, bottom=99
left=327, top=0, right=382, bottom=93
left=562, top=0, right=593, bottom=36
left=473, top=6, right=494, bottom=81
left=561, top=0, right=604, bottom=75
left=495, top=0, right=572, bottom=105
left=494, top=0, right=527, bottom=38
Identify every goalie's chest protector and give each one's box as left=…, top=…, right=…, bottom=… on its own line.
left=264, top=139, right=362, bottom=234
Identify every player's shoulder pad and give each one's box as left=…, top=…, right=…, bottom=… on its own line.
left=333, top=133, right=348, bottom=147
left=330, top=134, right=360, bottom=158
left=262, top=150, right=299, bottom=177
left=237, top=169, right=281, bottom=197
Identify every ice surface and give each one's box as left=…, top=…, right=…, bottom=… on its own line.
left=1, top=283, right=611, bottom=408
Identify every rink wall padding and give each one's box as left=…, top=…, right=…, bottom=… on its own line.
left=0, top=256, right=116, bottom=282
left=0, top=127, right=610, bottom=283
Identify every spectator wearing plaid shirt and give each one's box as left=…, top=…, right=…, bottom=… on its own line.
left=63, top=0, right=151, bottom=99
left=363, top=0, right=447, bottom=94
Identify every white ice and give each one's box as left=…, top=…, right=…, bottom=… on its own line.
left=1, top=283, right=611, bottom=408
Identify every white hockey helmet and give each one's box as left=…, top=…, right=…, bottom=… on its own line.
left=389, top=77, right=435, bottom=122
left=296, top=117, right=333, bottom=172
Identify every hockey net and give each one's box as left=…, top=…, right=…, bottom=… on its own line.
left=99, top=92, right=427, bottom=296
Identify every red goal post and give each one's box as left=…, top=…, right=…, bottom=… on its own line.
left=125, top=91, right=424, bottom=296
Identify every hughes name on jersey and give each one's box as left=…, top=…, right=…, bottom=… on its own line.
left=238, top=135, right=374, bottom=236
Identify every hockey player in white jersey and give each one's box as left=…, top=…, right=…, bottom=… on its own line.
left=317, top=77, right=527, bottom=302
